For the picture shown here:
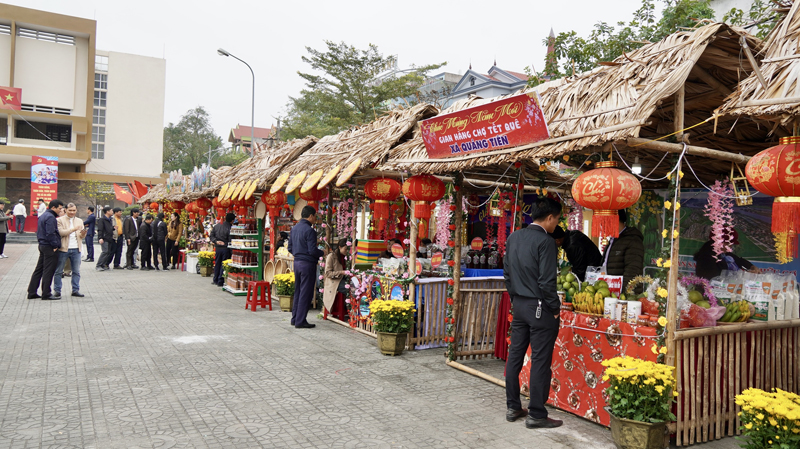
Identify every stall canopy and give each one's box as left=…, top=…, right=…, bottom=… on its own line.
left=213, top=136, right=318, bottom=191
left=716, top=1, right=800, bottom=129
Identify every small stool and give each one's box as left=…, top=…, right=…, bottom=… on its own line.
left=178, top=251, right=186, bottom=271
left=246, top=281, right=272, bottom=312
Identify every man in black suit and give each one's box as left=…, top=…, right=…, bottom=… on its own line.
left=83, top=206, right=96, bottom=262
left=95, top=206, right=116, bottom=271
left=27, top=199, right=65, bottom=300
left=123, top=208, right=142, bottom=269
left=152, top=212, right=169, bottom=271
left=138, top=214, right=154, bottom=270
left=504, top=197, right=563, bottom=429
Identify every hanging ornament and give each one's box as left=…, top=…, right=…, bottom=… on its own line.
left=364, top=177, right=401, bottom=230
left=261, top=191, right=287, bottom=217
left=571, top=160, right=642, bottom=238
left=402, top=175, right=445, bottom=239
left=299, top=187, right=327, bottom=210
left=170, top=201, right=185, bottom=211
left=746, top=136, right=800, bottom=259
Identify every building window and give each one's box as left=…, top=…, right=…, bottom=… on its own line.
left=0, top=24, right=10, bottom=36
left=93, top=91, right=106, bottom=107
left=470, top=77, right=475, bottom=86
left=94, top=73, right=108, bottom=89
left=20, top=104, right=72, bottom=115
left=95, top=55, right=108, bottom=72
left=0, top=117, right=6, bottom=145
left=92, top=109, right=106, bottom=125
left=15, top=120, right=71, bottom=142
left=17, top=27, right=75, bottom=45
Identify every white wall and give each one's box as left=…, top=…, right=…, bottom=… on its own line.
left=0, top=34, right=10, bottom=87
left=86, top=50, right=165, bottom=178
left=14, top=37, right=76, bottom=110
left=710, top=0, right=752, bottom=20
left=72, top=36, right=89, bottom=117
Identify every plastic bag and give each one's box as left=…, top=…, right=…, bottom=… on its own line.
left=679, top=303, right=724, bottom=328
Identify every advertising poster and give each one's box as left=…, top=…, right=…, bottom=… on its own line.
left=31, top=156, right=58, bottom=205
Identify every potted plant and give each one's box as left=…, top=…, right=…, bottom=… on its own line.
left=369, top=299, right=415, bottom=356
left=197, top=251, right=215, bottom=277
left=735, top=387, right=800, bottom=449
left=601, top=356, right=676, bottom=449
left=273, top=273, right=295, bottom=312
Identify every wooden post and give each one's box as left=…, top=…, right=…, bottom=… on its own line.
left=666, top=85, right=684, bottom=369
left=452, top=178, right=464, bottom=341
left=407, top=201, right=418, bottom=307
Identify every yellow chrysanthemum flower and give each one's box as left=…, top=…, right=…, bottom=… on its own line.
left=657, top=288, right=668, bottom=298
left=661, top=229, right=668, bottom=238
left=659, top=346, right=668, bottom=354
left=664, top=201, right=672, bottom=210
left=674, top=202, right=681, bottom=210
left=658, top=316, right=667, bottom=327
left=673, top=230, right=679, bottom=239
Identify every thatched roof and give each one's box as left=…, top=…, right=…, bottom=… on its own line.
left=280, top=103, right=438, bottom=187
left=716, top=2, right=800, bottom=127
left=213, top=136, right=318, bottom=191
left=381, top=23, right=767, bottom=185
left=138, top=166, right=233, bottom=204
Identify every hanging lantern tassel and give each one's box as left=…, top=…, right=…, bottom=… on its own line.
left=772, top=197, right=800, bottom=243
left=592, top=210, right=622, bottom=239
left=373, top=200, right=391, bottom=230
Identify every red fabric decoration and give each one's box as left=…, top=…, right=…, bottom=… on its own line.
left=571, top=161, right=641, bottom=238
left=447, top=279, right=454, bottom=286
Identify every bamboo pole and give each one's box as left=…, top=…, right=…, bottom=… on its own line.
left=625, top=139, right=751, bottom=164
left=674, top=319, right=800, bottom=339
left=360, top=169, right=568, bottom=194
left=665, top=87, right=684, bottom=370
left=327, top=316, right=377, bottom=338
left=740, top=35, right=768, bottom=92
left=451, top=178, right=465, bottom=360
left=446, top=360, right=506, bottom=388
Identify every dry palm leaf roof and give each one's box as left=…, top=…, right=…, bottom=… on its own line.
left=213, top=136, right=318, bottom=191
left=716, top=1, right=800, bottom=126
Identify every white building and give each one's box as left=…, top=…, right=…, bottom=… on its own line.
left=0, top=3, right=165, bottom=204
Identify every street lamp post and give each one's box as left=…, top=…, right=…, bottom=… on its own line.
left=217, top=48, right=255, bottom=158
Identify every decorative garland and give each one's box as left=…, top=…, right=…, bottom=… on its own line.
left=565, top=198, right=583, bottom=231
left=336, top=186, right=356, bottom=239
left=628, top=191, right=663, bottom=228
left=626, top=275, right=655, bottom=295
left=498, top=191, right=513, bottom=256
left=679, top=275, right=718, bottom=307
left=434, top=197, right=453, bottom=250
left=704, top=180, right=734, bottom=261
left=443, top=177, right=461, bottom=361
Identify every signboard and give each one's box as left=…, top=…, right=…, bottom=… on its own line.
left=415, top=260, right=422, bottom=275
left=30, top=156, right=58, bottom=206
left=420, top=92, right=549, bottom=159
left=0, top=86, right=21, bottom=110
left=430, top=252, right=443, bottom=268
left=471, top=237, right=484, bottom=251
left=391, top=243, right=404, bottom=258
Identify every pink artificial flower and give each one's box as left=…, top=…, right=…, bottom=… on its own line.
left=402, top=273, right=409, bottom=279
left=346, top=241, right=352, bottom=246
left=345, top=299, right=351, bottom=304
left=318, top=289, right=323, bottom=293
left=318, top=275, right=324, bottom=281
left=403, top=239, right=410, bottom=245
left=320, top=263, right=325, bottom=268
left=321, top=223, right=327, bottom=228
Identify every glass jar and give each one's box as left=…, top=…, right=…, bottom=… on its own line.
left=637, top=315, right=650, bottom=327
left=650, top=316, right=660, bottom=328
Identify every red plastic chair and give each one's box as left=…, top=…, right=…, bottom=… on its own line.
left=178, top=250, right=186, bottom=271
left=246, top=281, right=272, bottom=312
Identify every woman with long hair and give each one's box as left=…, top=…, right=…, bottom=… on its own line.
left=323, top=238, right=350, bottom=321
left=166, top=211, right=183, bottom=269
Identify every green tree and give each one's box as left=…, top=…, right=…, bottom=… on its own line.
left=531, top=0, right=716, bottom=83
left=163, top=106, right=224, bottom=173
left=723, top=0, right=785, bottom=39
left=78, top=179, right=115, bottom=208
left=282, top=41, right=444, bottom=139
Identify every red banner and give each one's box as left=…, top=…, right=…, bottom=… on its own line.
left=421, top=93, right=549, bottom=159
left=31, top=156, right=58, bottom=206
left=0, top=86, right=21, bottom=110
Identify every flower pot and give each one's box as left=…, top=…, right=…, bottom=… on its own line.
left=375, top=332, right=408, bottom=356
left=278, top=295, right=293, bottom=312
left=199, top=265, right=213, bottom=277
left=608, top=410, right=669, bottom=449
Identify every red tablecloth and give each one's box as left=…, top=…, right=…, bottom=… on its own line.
left=494, top=292, right=511, bottom=360
left=518, top=310, right=659, bottom=426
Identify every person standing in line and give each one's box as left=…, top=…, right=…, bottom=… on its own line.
left=601, top=209, right=644, bottom=290
left=138, top=214, right=154, bottom=270
left=123, top=208, right=141, bottom=270
left=36, top=199, right=47, bottom=218
left=83, top=206, right=96, bottom=262
left=27, top=199, right=65, bottom=300
left=54, top=203, right=86, bottom=298
left=288, top=206, right=325, bottom=329
left=13, top=199, right=26, bottom=234
left=111, top=208, right=125, bottom=269
left=0, top=200, right=11, bottom=258
left=95, top=206, right=115, bottom=271
left=503, top=197, right=563, bottom=429
left=166, top=212, right=183, bottom=269
left=152, top=212, right=169, bottom=271
left=210, top=213, right=234, bottom=286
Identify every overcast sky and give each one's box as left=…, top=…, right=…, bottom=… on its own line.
left=11, top=0, right=656, bottom=142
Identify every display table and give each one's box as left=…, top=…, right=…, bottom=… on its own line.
left=518, top=310, right=658, bottom=426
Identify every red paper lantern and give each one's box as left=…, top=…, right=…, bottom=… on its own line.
left=196, top=197, right=212, bottom=211
left=746, top=136, right=800, bottom=258
left=198, top=208, right=208, bottom=217
left=571, top=161, right=641, bottom=238
left=150, top=202, right=159, bottom=211
left=211, top=197, right=220, bottom=208
left=170, top=201, right=185, bottom=210
left=299, top=188, right=326, bottom=209
left=402, top=175, right=445, bottom=238
left=364, top=177, right=402, bottom=229
left=261, top=191, right=287, bottom=218
left=218, top=198, right=231, bottom=209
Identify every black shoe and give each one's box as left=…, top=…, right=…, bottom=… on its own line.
left=131, top=265, right=139, bottom=269
left=295, top=323, right=316, bottom=329
left=113, top=266, right=122, bottom=269
left=525, top=417, right=563, bottom=429
left=54, top=291, right=61, bottom=297
left=27, top=293, right=41, bottom=299
left=141, top=267, right=148, bottom=271
left=83, top=258, right=94, bottom=262
left=126, top=266, right=134, bottom=270
left=42, top=295, right=61, bottom=300
left=71, top=292, right=85, bottom=297
left=506, top=409, right=528, bottom=422
left=162, top=267, right=169, bottom=271
left=171, top=265, right=177, bottom=269
left=146, top=267, right=154, bottom=271
left=96, top=267, right=107, bottom=272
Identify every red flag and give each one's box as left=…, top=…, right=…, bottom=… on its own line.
left=113, top=184, right=133, bottom=204
left=127, top=182, right=139, bottom=199
left=0, top=87, right=22, bottom=110
left=134, top=180, right=148, bottom=197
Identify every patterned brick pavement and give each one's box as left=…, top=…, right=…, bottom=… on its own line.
left=0, top=244, right=737, bottom=448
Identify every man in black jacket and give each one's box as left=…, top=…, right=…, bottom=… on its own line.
left=289, top=206, right=325, bottom=329
left=152, top=212, right=168, bottom=271
left=138, top=214, right=154, bottom=270
left=27, top=199, right=65, bottom=300
left=83, top=206, right=96, bottom=262
left=550, top=227, right=602, bottom=282
left=95, top=206, right=116, bottom=271
left=123, top=208, right=141, bottom=269
left=601, top=210, right=644, bottom=289
left=504, top=197, right=563, bottom=429
left=210, top=213, right=234, bottom=286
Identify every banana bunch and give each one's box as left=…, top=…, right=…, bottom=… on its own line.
left=719, top=300, right=751, bottom=322
left=572, top=292, right=605, bottom=315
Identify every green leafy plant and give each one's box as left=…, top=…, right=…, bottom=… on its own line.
left=602, top=356, right=677, bottom=423
left=369, top=299, right=415, bottom=334
left=735, top=388, right=800, bottom=449
left=273, top=273, right=295, bottom=296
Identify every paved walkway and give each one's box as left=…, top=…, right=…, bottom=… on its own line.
left=0, top=244, right=737, bottom=448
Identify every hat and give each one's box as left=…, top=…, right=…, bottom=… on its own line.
left=18, top=199, right=24, bottom=203
left=549, top=226, right=566, bottom=239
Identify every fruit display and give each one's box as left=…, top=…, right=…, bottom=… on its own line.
left=718, top=300, right=754, bottom=323
left=688, top=289, right=711, bottom=309
left=572, top=291, right=604, bottom=315
left=557, top=270, right=580, bottom=297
